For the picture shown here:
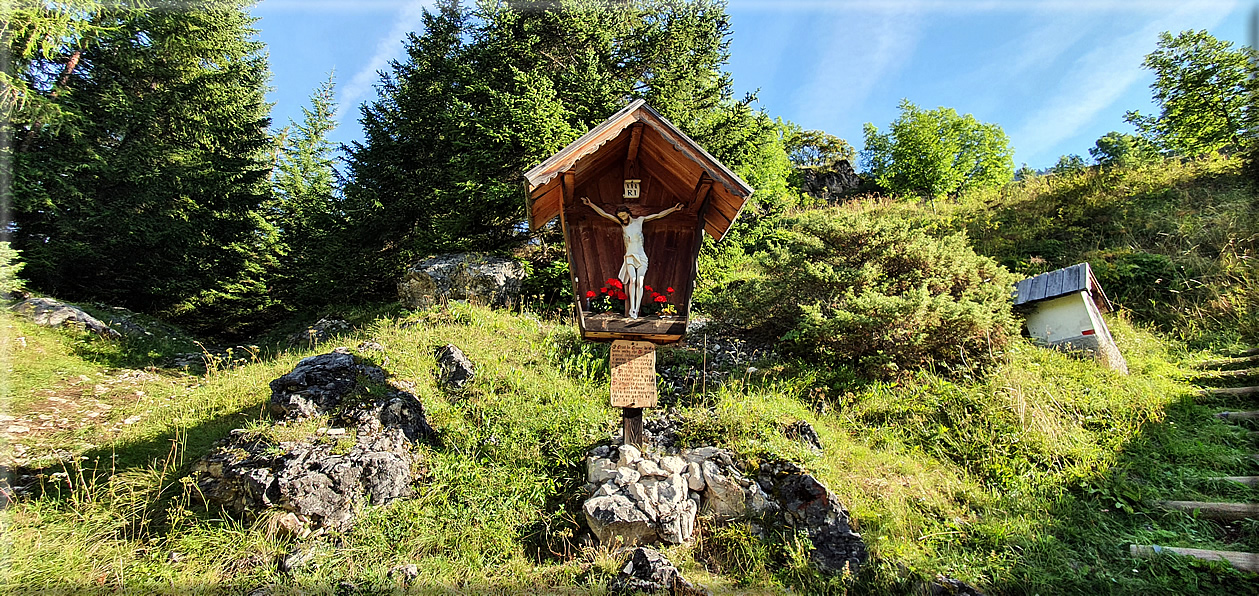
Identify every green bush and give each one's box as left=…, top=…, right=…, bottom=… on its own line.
left=0, top=241, right=25, bottom=297
left=704, top=209, right=1019, bottom=379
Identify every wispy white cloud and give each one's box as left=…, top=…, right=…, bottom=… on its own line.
left=253, top=1, right=418, bottom=13
left=333, top=1, right=434, bottom=124
left=789, top=6, right=924, bottom=126
left=728, top=0, right=1236, bottom=13
left=1012, top=0, right=1239, bottom=160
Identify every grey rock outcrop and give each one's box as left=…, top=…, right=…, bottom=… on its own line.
left=288, top=318, right=351, bottom=347
left=784, top=420, right=823, bottom=451
left=397, top=253, right=525, bottom=309
left=11, top=298, right=120, bottom=338
left=194, top=427, right=417, bottom=534
left=608, top=547, right=704, bottom=595
left=195, top=348, right=432, bottom=535
left=797, top=160, right=862, bottom=202
left=268, top=348, right=387, bottom=420
left=434, top=344, right=475, bottom=389
left=756, top=460, right=867, bottom=575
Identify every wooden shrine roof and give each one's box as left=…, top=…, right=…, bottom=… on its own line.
left=524, top=99, right=753, bottom=241
left=1013, top=262, right=1113, bottom=313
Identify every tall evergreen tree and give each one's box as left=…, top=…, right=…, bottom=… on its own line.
left=340, top=0, right=763, bottom=298
left=270, top=72, right=342, bottom=308
left=12, top=1, right=274, bottom=321
left=2, top=0, right=108, bottom=133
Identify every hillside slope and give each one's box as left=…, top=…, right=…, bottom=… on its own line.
left=4, top=296, right=1256, bottom=594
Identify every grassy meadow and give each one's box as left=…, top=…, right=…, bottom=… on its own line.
left=1, top=154, right=1257, bottom=594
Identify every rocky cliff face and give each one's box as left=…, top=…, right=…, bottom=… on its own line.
left=797, top=160, right=863, bottom=202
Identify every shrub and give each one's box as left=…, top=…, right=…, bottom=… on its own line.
left=703, top=209, right=1019, bottom=379
left=0, top=242, right=26, bottom=297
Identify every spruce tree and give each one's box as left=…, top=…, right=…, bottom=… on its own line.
left=340, top=0, right=765, bottom=298
left=271, top=72, right=342, bottom=308
left=12, top=0, right=275, bottom=321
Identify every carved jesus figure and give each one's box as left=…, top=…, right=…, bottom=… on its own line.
left=581, top=197, right=683, bottom=319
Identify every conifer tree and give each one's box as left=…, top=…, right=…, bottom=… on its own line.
left=340, top=0, right=764, bottom=297
left=12, top=0, right=274, bottom=321
left=271, top=72, right=342, bottom=308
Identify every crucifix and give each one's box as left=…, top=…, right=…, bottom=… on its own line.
left=580, top=197, right=683, bottom=319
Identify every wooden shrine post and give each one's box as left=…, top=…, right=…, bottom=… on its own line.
left=522, top=100, right=752, bottom=450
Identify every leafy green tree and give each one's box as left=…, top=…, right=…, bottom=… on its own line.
left=270, top=72, right=343, bottom=308
left=341, top=0, right=764, bottom=297
left=1050, top=154, right=1087, bottom=175
left=1124, top=29, right=1257, bottom=156
left=1089, top=131, right=1160, bottom=168
left=862, top=99, right=1013, bottom=199
left=12, top=1, right=275, bottom=322
left=779, top=119, right=856, bottom=168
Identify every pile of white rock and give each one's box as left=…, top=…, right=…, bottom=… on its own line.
left=582, top=443, right=771, bottom=546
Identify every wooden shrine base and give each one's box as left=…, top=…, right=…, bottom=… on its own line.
left=581, top=312, right=686, bottom=343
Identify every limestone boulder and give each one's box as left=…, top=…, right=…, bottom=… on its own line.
left=434, top=344, right=475, bottom=389
left=608, top=547, right=705, bottom=595
left=11, top=297, right=120, bottom=338
left=268, top=348, right=387, bottom=420
left=195, top=348, right=433, bottom=536
left=584, top=494, right=657, bottom=546
left=757, top=460, right=867, bottom=575
left=397, top=253, right=525, bottom=308
left=193, top=427, right=417, bottom=534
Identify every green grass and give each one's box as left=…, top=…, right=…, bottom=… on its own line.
left=2, top=155, right=1256, bottom=593
left=10, top=300, right=1255, bottom=594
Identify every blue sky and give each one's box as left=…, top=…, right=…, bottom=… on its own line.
left=252, top=0, right=1255, bottom=170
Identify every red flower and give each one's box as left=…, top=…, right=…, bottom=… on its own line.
left=586, top=290, right=596, bottom=298
left=654, top=295, right=667, bottom=303
left=616, top=291, right=627, bottom=301
left=609, top=278, right=623, bottom=290
left=600, top=287, right=608, bottom=294
left=666, top=287, right=675, bottom=293
left=644, top=285, right=653, bottom=293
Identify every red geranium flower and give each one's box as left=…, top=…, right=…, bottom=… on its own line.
left=600, top=287, right=608, bottom=294
left=609, top=278, right=623, bottom=290
left=616, top=291, right=627, bottom=301
left=644, top=285, right=653, bottom=293
left=654, top=295, right=667, bottom=303
left=666, top=287, right=675, bottom=293
left=586, top=290, right=596, bottom=298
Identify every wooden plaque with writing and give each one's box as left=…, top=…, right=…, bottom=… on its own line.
left=610, top=340, right=658, bottom=408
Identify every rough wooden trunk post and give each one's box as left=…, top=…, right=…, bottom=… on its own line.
left=623, top=407, right=644, bottom=448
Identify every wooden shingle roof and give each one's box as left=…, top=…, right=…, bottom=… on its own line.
left=1013, top=263, right=1113, bottom=313
left=523, top=99, right=753, bottom=241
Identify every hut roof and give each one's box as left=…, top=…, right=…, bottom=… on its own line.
left=1013, top=263, right=1113, bottom=313
left=523, top=99, right=753, bottom=240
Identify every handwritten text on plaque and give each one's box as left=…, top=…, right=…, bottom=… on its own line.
left=610, top=340, right=657, bottom=408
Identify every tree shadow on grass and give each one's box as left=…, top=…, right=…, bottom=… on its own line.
left=10, top=400, right=266, bottom=532
left=978, top=392, right=1259, bottom=595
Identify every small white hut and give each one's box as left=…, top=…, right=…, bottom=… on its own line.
left=1014, top=263, right=1127, bottom=373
